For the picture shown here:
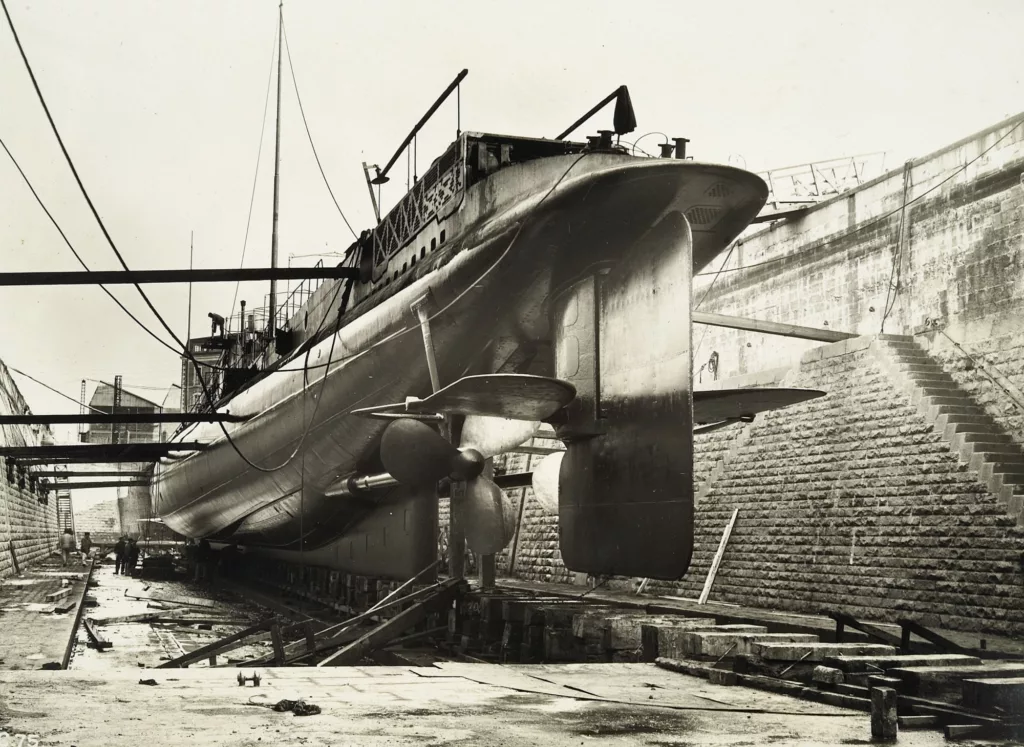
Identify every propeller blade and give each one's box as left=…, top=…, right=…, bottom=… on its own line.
left=460, top=416, right=540, bottom=458
left=462, top=476, right=517, bottom=555
left=531, top=451, right=563, bottom=512
left=380, top=419, right=459, bottom=485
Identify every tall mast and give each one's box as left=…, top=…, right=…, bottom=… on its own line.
left=268, top=1, right=284, bottom=349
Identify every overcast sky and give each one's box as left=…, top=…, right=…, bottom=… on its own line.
left=1, top=0, right=1022, bottom=443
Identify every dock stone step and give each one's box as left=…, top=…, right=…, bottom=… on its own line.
left=824, top=653, right=981, bottom=674
left=753, top=642, right=896, bottom=662
left=962, top=677, right=1024, bottom=715
left=683, top=631, right=818, bottom=658
left=654, top=624, right=768, bottom=659
left=572, top=614, right=720, bottom=650
left=889, top=663, right=1024, bottom=699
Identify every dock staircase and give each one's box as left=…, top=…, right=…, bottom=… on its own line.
left=872, top=334, right=1024, bottom=521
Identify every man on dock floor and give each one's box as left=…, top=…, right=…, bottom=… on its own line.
left=114, top=535, right=127, bottom=575
left=59, top=529, right=75, bottom=567
left=79, top=532, right=93, bottom=566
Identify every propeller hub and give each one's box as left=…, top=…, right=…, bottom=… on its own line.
left=451, top=448, right=485, bottom=481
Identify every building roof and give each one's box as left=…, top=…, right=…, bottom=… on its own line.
left=88, top=382, right=165, bottom=409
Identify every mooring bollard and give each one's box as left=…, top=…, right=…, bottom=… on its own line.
left=870, top=686, right=898, bottom=741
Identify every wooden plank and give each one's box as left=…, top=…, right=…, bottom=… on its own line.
left=945, top=724, right=983, bottom=739
left=318, top=579, right=460, bottom=667
left=304, top=622, right=317, bottom=654
left=698, top=509, right=738, bottom=605
left=385, top=625, right=448, bottom=649
left=270, top=624, right=285, bottom=666
left=827, top=611, right=903, bottom=647
left=155, top=620, right=273, bottom=669
left=82, top=619, right=112, bottom=651
left=898, top=619, right=973, bottom=655
left=898, top=715, right=938, bottom=728
left=154, top=618, right=250, bottom=626
left=91, top=608, right=189, bottom=624
left=60, top=559, right=94, bottom=670
left=45, top=587, right=72, bottom=603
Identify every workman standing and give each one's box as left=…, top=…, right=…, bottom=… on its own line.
left=80, top=532, right=93, bottom=565
left=126, top=538, right=140, bottom=576
left=59, top=529, right=75, bottom=567
left=114, top=535, right=127, bottom=575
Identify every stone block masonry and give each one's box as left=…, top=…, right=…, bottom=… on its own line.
left=681, top=339, right=1024, bottom=636
left=0, top=361, right=61, bottom=577
left=693, top=112, right=1024, bottom=381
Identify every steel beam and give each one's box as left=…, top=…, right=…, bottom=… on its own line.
left=30, top=470, right=149, bottom=478
left=0, top=413, right=247, bottom=425
left=692, top=311, right=858, bottom=343
left=56, top=481, right=149, bottom=490
left=0, top=267, right=358, bottom=287
left=0, top=443, right=206, bottom=462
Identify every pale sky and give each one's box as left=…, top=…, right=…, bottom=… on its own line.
left=1, top=0, right=1022, bottom=441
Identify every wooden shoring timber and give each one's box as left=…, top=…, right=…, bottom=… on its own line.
left=91, top=608, right=190, bottom=624
left=828, top=611, right=903, bottom=647
left=698, top=509, right=739, bottom=605
left=82, top=618, right=112, bottom=650
left=156, top=619, right=279, bottom=669
left=237, top=580, right=452, bottom=667
left=898, top=619, right=974, bottom=656
left=317, top=578, right=461, bottom=667
left=60, top=558, right=95, bottom=669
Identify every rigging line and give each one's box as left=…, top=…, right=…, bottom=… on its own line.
left=0, top=134, right=181, bottom=356
left=692, top=239, right=738, bottom=355
left=880, top=162, right=912, bottom=332
left=229, top=19, right=280, bottom=328
left=7, top=366, right=106, bottom=415
left=280, top=17, right=357, bottom=239
left=693, top=118, right=1024, bottom=278
left=0, top=0, right=193, bottom=342
left=1, top=0, right=333, bottom=472
left=5, top=121, right=328, bottom=379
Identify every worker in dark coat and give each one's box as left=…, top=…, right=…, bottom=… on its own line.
left=114, top=535, right=127, bottom=574
left=195, top=539, right=213, bottom=583
left=126, top=538, right=140, bottom=575
left=80, top=532, right=93, bottom=565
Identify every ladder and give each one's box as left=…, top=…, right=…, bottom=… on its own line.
left=56, top=491, right=74, bottom=534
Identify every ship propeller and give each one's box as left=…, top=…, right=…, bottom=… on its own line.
left=379, top=416, right=539, bottom=555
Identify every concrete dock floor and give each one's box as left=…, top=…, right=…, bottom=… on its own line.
left=0, top=555, right=91, bottom=669
left=0, top=560, right=994, bottom=745
left=0, top=663, right=957, bottom=746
